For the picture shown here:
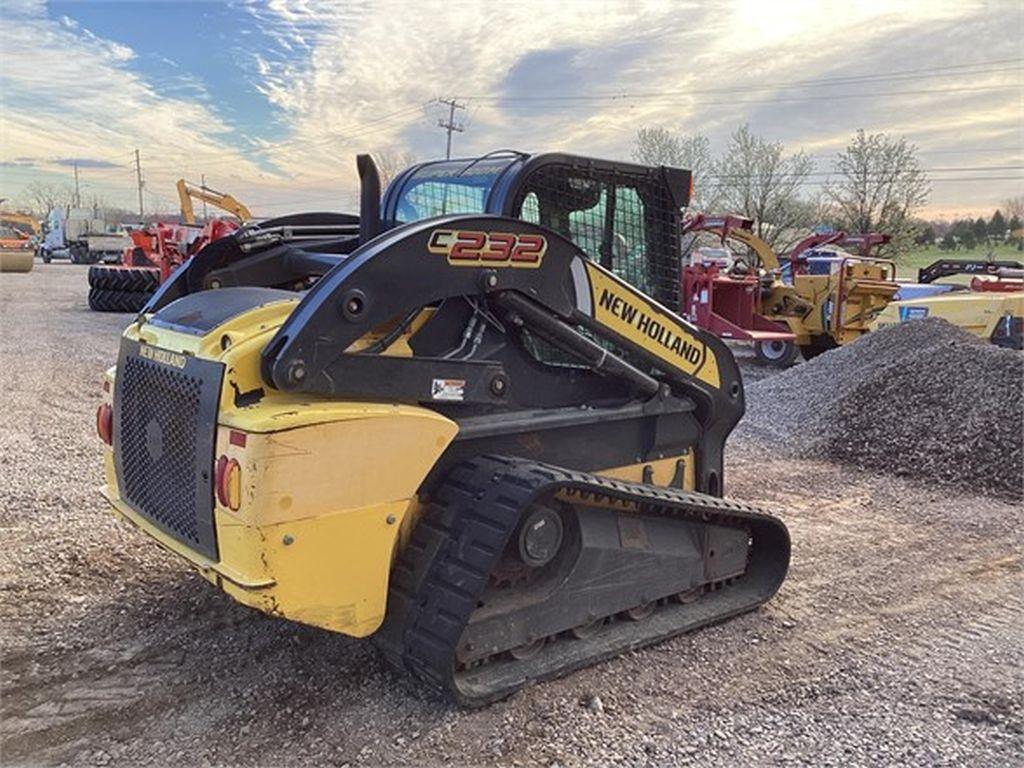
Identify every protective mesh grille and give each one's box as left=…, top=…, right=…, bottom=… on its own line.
left=118, top=355, right=209, bottom=552
left=513, top=163, right=682, bottom=307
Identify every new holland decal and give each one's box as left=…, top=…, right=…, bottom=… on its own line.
left=138, top=344, right=187, bottom=369
left=583, top=261, right=720, bottom=388
left=428, top=229, right=546, bottom=267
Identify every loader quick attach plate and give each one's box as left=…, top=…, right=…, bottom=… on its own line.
left=113, top=338, right=224, bottom=560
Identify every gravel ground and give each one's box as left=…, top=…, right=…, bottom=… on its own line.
left=738, top=319, right=1024, bottom=499
left=2, top=263, right=1022, bottom=767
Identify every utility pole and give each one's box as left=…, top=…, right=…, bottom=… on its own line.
left=201, top=173, right=208, bottom=221
left=134, top=148, right=144, bottom=217
left=73, top=162, right=81, bottom=208
left=437, top=98, right=465, bottom=159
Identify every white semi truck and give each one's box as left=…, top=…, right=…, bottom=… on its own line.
left=39, top=208, right=131, bottom=264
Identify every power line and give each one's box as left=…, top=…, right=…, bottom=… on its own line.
left=706, top=165, right=1024, bottom=179
left=483, top=84, right=1018, bottom=111
left=457, top=57, right=1023, bottom=102
left=136, top=101, right=435, bottom=174
left=752, top=175, right=1023, bottom=186
left=917, top=147, right=1023, bottom=155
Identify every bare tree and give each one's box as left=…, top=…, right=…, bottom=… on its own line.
left=712, top=124, right=814, bottom=250
left=631, top=127, right=718, bottom=210
left=823, top=129, right=930, bottom=255
left=1001, top=195, right=1024, bottom=223
left=372, top=148, right=417, bottom=188
left=20, top=181, right=76, bottom=219
left=632, top=127, right=685, bottom=166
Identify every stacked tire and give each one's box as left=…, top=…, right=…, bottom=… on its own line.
left=88, top=266, right=159, bottom=313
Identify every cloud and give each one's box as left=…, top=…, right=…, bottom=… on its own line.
left=53, top=158, right=122, bottom=169
left=235, top=0, right=1020, bottom=216
left=0, top=1, right=293, bottom=213
left=1, top=0, right=1020, bottom=218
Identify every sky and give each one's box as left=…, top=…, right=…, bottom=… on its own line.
left=0, top=0, right=1021, bottom=220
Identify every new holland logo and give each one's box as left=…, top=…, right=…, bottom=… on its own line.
left=427, top=229, right=546, bottom=267
left=138, top=345, right=187, bottom=369
left=597, top=288, right=703, bottom=366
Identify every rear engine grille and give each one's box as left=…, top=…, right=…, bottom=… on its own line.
left=114, top=341, right=223, bottom=559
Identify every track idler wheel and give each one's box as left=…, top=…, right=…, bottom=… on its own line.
left=568, top=618, right=606, bottom=640
left=624, top=602, right=656, bottom=621
left=508, top=637, right=546, bottom=660
left=675, top=586, right=703, bottom=605
left=516, top=505, right=563, bottom=568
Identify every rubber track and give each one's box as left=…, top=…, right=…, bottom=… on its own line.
left=375, top=455, right=790, bottom=707
left=88, top=287, right=152, bottom=313
left=88, top=266, right=160, bottom=292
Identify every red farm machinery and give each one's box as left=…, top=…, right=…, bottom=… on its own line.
left=680, top=214, right=897, bottom=365
left=87, top=180, right=249, bottom=312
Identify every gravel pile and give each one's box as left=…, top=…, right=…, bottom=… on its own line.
left=739, top=318, right=1023, bottom=499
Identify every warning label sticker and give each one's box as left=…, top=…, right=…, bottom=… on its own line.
left=431, top=378, right=466, bottom=402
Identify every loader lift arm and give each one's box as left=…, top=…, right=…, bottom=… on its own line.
left=259, top=212, right=739, bottom=495
left=155, top=153, right=739, bottom=490
left=176, top=179, right=253, bottom=225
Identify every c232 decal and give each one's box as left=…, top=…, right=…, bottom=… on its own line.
left=427, top=229, right=547, bottom=268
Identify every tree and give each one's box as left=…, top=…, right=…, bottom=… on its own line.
left=988, top=209, right=1007, bottom=239
left=949, top=219, right=972, bottom=248
left=1008, top=214, right=1024, bottom=251
left=972, top=216, right=988, bottom=244
left=1002, top=196, right=1024, bottom=223
left=712, top=124, right=813, bottom=250
left=939, top=231, right=957, bottom=251
left=823, top=129, right=930, bottom=256
left=372, top=147, right=417, bottom=187
left=632, top=127, right=684, bottom=166
left=914, top=223, right=937, bottom=246
left=21, top=181, right=76, bottom=219
left=632, top=127, right=718, bottom=210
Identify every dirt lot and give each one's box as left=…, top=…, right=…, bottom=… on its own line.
left=2, top=264, right=1022, bottom=766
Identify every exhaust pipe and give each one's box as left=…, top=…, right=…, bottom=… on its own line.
left=357, top=154, right=382, bottom=243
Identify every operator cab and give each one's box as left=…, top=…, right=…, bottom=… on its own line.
left=382, top=151, right=693, bottom=307
left=148, top=151, right=694, bottom=314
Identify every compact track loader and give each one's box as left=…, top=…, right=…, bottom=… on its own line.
left=97, top=152, right=790, bottom=705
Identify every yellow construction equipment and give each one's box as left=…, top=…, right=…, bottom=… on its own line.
left=97, top=151, right=790, bottom=706
left=0, top=211, right=41, bottom=236
left=176, top=179, right=253, bottom=225
left=0, top=218, right=35, bottom=273
left=872, top=260, right=1023, bottom=349
left=682, top=215, right=898, bottom=363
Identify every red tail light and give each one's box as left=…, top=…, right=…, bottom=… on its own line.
left=96, top=403, right=113, bottom=445
left=215, top=455, right=242, bottom=510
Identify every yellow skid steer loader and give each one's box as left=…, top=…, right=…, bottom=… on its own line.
left=97, top=152, right=789, bottom=706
